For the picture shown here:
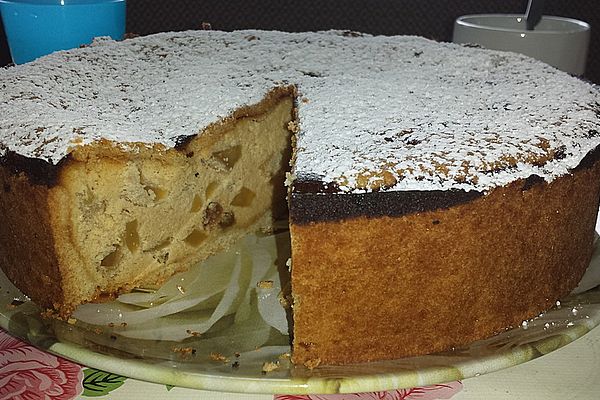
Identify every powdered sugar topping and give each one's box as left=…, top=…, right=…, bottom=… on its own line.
left=1, top=30, right=599, bottom=193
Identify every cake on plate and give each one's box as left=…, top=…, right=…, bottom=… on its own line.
left=1, top=30, right=599, bottom=366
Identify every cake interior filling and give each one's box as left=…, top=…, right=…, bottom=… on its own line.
left=62, top=94, right=297, bottom=355
left=55, top=96, right=294, bottom=307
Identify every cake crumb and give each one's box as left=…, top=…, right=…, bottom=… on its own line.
left=173, top=346, right=196, bottom=359
left=287, top=120, right=300, bottom=133
left=284, top=172, right=296, bottom=187
left=67, top=317, right=77, bottom=325
left=303, top=358, right=321, bottom=370
left=278, top=291, right=292, bottom=309
left=257, top=280, right=274, bottom=289
left=261, top=361, right=280, bottom=373
left=209, top=352, right=229, bottom=363
left=186, top=329, right=201, bottom=337
left=278, top=352, right=291, bottom=360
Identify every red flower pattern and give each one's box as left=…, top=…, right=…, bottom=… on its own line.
left=274, top=382, right=463, bottom=400
left=0, top=330, right=83, bottom=400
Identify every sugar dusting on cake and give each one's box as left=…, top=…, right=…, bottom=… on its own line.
left=0, top=30, right=599, bottom=193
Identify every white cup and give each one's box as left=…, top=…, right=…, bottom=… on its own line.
left=453, top=14, right=591, bottom=75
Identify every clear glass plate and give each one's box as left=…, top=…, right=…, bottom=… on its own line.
left=1, top=234, right=599, bottom=395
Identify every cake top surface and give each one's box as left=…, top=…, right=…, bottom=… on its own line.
left=1, top=30, right=599, bottom=193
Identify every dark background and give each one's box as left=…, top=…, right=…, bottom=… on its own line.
left=1, top=0, right=599, bottom=83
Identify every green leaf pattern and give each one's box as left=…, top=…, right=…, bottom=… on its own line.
left=82, top=368, right=128, bottom=397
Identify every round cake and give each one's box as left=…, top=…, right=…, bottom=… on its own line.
left=0, top=30, right=599, bottom=366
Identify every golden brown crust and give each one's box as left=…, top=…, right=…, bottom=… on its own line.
left=0, top=166, right=65, bottom=310
left=290, top=160, right=600, bottom=365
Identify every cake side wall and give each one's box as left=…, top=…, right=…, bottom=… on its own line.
left=0, top=165, right=66, bottom=310
left=289, top=161, right=600, bottom=365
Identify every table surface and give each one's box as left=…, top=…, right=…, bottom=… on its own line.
left=1, top=322, right=599, bottom=400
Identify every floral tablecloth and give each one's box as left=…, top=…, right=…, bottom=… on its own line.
left=2, top=323, right=600, bottom=400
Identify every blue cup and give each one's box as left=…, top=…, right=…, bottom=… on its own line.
left=0, top=0, right=126, bottom=64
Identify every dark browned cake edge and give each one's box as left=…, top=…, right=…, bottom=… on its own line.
left=289, top=144, right=600, bottom=225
